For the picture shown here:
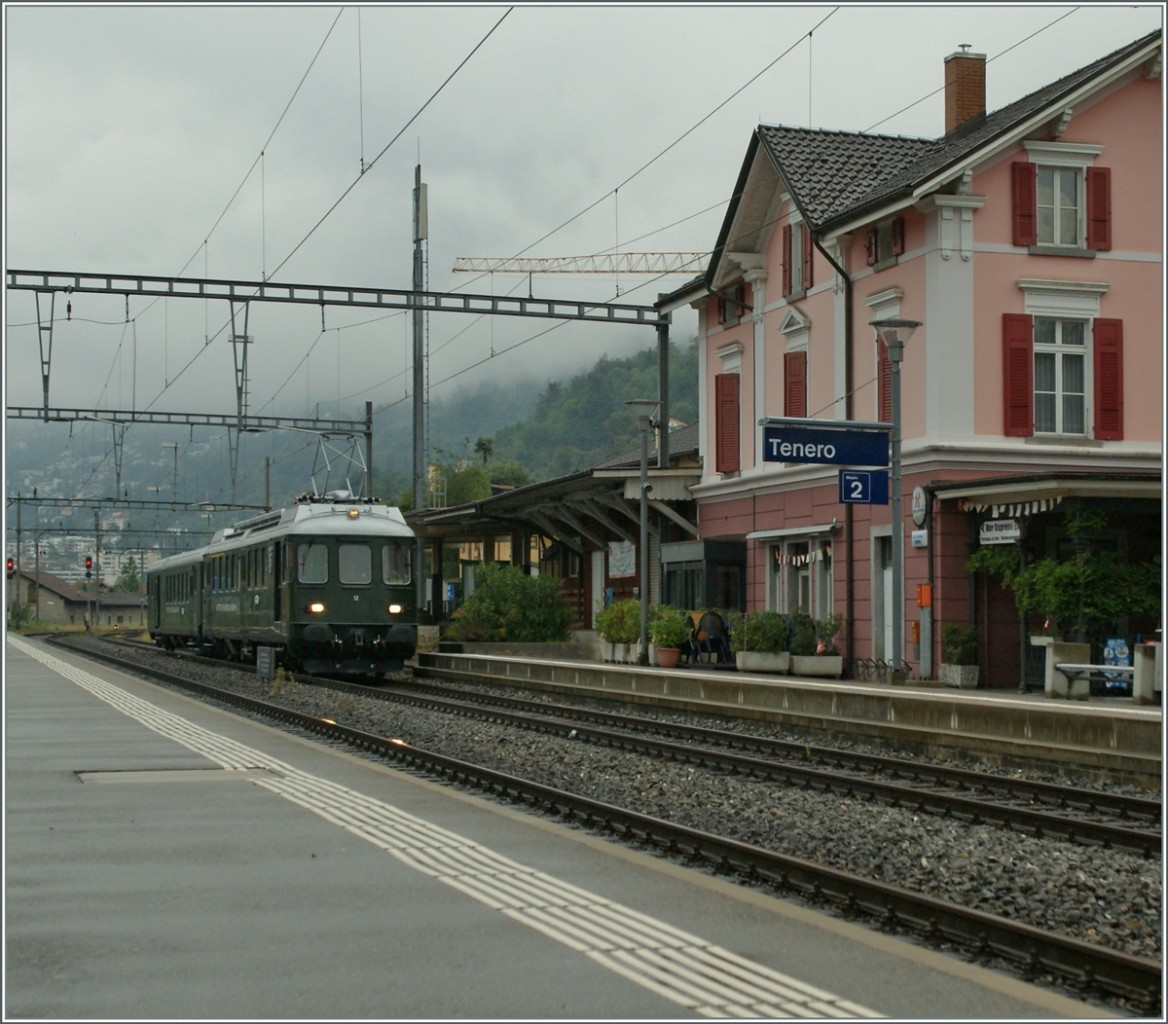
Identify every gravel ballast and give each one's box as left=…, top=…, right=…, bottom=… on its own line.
left=58, top=637, right=1164, bottom=1001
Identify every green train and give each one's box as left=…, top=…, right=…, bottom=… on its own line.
left=145, top=496, right=417, bottom=677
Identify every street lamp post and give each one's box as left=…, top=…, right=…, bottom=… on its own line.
left=625, top=400, right=660, bottom=666
left=869, top=318, right=921, bottom=684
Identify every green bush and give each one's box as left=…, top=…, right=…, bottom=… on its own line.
left=594, top=597, right=641, bottom=644
left=649, top=606, right=692, bottom=649
left=446, top=563, right=572, bottom=642
left=789, top=610, right=843, bottom=656
left=727, top=610, right=789, bottom=653
left=968, top=510, right=1161, bottom=643
left=940, top=623, right=978, bottom=665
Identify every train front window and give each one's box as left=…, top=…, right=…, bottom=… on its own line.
left=298, top=543, right=328, bottom=584
left=383, top=543, right=411, bottom=585
left=339, top=543, right=372, bottom=585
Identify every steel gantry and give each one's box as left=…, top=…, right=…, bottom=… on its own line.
left=6, top=268, right=675, bottom=468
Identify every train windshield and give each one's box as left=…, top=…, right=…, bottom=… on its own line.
left=383, top=543, right=411, bottom=585
left=298, top=543, right=328, bottom=584
left=339, top=543, right=372, bottom=585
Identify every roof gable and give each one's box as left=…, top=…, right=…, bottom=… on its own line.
left=710, top=28, right=1161, bottom=274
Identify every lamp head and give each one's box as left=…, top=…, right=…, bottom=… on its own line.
left=624, top=398, right=660, bottom=427
left=869, top=317, right=922, bottom=350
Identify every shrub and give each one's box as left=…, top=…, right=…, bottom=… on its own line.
left=967, top=509, right=1161, bottom=644
left=789, top=610, right=843, bottom=656
left=727, top=610, right=789, bottom=653
left=940, top=623, right=978, bottom=665
left=594, top=597, right=641, bottom=645
left=649, top=606, right=692, bottom=649
left=446, top=563, right=572, bottom=642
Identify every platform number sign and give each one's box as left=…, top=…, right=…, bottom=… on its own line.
left=838, top=469, right=889, bottom=505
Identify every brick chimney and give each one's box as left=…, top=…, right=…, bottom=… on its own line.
left=944, top=45, right=986, bottom=133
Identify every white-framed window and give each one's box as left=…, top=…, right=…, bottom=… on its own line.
left=865, top=217, right=905, bottom=268
left=1036, top=166, right=1081, bottom=247
left=1006, top=278, right=1122, bottom=442
left=1014, top=142, right=1109, bottom=253
left=1033, top=318, right=1086, bottom=435
left=768, top=539, right=833, bottom=616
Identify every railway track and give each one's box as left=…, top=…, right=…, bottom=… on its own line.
left=52, top=633, right=1164, bottom=1014
left=375, top=676, right=1162, bottom=857
left=106, top=635, right=1162, bottom=855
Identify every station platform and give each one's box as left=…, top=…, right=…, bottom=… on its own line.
left=5, top=632, right=1113, bottom=1020
left=417, top=650, right=1164, bottom=787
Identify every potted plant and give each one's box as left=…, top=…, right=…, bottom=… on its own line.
left=939, top=623, right=980, bottom=688
left=594, top=597, right=640, bottom=663
left=727, top=610, right=790, bottom=674
left=649, top=606, right=691, bottom=669
left=789, top=611, right=844, bottom=678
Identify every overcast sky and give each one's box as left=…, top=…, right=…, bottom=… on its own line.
left=4, top=2, right=1164, bottom=429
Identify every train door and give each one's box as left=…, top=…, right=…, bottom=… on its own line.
left=271, top=542, right=282, bottom=622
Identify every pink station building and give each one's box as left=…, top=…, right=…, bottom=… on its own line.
left=660, top=31, right=1163, bottom=688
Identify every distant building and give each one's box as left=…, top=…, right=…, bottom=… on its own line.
left=8, top=570, right=145, bottom=628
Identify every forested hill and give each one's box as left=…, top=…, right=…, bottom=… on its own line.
left=489, top=338, right=699, bottom=480
left=373, top=337, right=699, bottom=504
left=3, top=339, right=699, bottom=512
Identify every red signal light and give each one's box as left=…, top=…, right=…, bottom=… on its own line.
left=5, top=556, right=14, bottom=578
left=85, top=556, right=93, bottom=569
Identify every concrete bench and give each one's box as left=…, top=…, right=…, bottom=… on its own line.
left=1045, top=641, right=1161, bottom=704
left=1054, top=662, right=1134, bottom=700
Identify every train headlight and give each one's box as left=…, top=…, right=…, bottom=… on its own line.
left=387, top=603, right=403, bottom=615
left=347, top=507, right=360, bottom=519
left=307, top=601, right=326, bottom=614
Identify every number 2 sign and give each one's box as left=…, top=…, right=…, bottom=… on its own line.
left=838, top=469, right=889, bottom=505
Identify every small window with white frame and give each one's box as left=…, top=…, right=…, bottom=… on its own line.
left=1015, top=142, right=1109, bottom=253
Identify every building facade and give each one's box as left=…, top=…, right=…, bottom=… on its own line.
left=676, top=32, right=1162, bottom=686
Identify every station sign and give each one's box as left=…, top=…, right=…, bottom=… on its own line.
left=979, top=519, right=1021, bottom=545
left=762, top=423, right=889, bottom=467
left=838, top=469, right=889, bottom=505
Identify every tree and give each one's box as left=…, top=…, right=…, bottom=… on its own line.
left=446, top=563, right=572, bottom=642
left=967, top=508, right=1161, bottom=645
left=115, top=556, right=142, bottom=593
left=474, top=436, right=493, bottom=465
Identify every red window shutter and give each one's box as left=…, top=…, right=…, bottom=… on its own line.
left=714, top=373, right=740, bottom=473
left=877, top=341, right=892, bottom=423
left=1002, top=313, right=1034, bottom=437
left=866, top=229, right=878, bottom=266
left=1086, top=166, right=1112, bottom=251
left=784, top=351, right=807, bottom=418
left=781, top=224, right=793, bottom=295
left=801, top=224, right=813, bottom=288
left=892, top=217, right=905, bottom=256
left=716, top=295, right=727, bottom=324
left=1011, top=162, right=1037, bottom=246
left=1093, top=318, right=1124, bottom=440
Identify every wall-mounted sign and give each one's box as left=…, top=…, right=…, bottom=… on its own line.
left=763, top=424, right=889, bottom=466
left=911, top=485, right=929, bottom=526
left=838, top=469, right=889, bottom=505
left=979, top=519, right=1021, bottom=545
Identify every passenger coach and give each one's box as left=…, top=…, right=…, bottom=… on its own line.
left=146, top=496, right=417, bottom=677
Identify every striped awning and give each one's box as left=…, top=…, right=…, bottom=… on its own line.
left=958, top=495, right=1063, bottom=518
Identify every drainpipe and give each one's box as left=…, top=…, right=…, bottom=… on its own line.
left=812, top=235, right=856, bottom=671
